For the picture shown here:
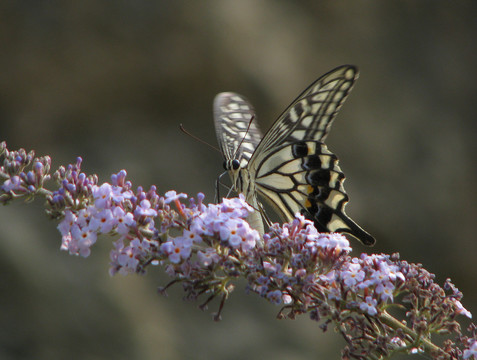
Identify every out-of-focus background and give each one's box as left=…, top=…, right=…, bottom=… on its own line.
left=0, top=2, right=476, bottom=359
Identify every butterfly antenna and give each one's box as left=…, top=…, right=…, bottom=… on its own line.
left=180, top=124, right=222, bottom=153
left=232, top=115, right=255, bottom=159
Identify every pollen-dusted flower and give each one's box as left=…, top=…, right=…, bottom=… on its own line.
left=182, top=229, right=202, bottom=244
left=70, top=224, right=97, bottom=257
left=341, top=263, right=366, bottom=287
left=375, top=281, right=395, bottom=302
left=160, top=237, right=192, bottom=264
left=219, top=218, right=240, bottom=243
left=76, top=206, right=97, bottom=228
left=57, top=210, right=77, bottom=236
left=236, top=224, right=259, bottom=251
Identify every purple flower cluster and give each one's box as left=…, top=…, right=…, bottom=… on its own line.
left=2, top=141, right=476, bottom=359
left=0, top=142, right=51, bottom=202
left=29, top=152, right=261, bottom=277
left=52, top=161, right=161, bottom=265
left=246, top=214, right=354, bottom=306
left=243, top=215, right=474, bottom=358
left=330, top=253, right=406, bottom=316
left=158, top=193, right=260, bottom=266
left=58, top=181, right=141, bottom=258
left=52, top=164, right=261, bottom=275
left=247, top=215, right=473, bottom=328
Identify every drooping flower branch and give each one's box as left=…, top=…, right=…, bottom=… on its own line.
left=1, top=141, right=475, bottom=360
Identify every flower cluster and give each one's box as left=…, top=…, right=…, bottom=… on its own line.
left=243, top=215, right=474, bottom=358
left=244, top=215, right=353, bottom=307
left=111, top=192, right=260, bottom=278
left=47, top=156, right=159, bottom=261
left=330, top=253, right=406, bottom=315
left=1, top=141, right=476, bottom=360
left=0, top=141, right=51, bottom=203
left=244, top=215, right=408, bottom=319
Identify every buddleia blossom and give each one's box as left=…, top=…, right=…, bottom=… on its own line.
left=0, top=142, right=51, bottom=202
left=52, top=164, right=152, bottom=259
left=1, top=141, right=476, bottom=360
left=243, top=215, right=406, bottom=317
left=244, top=216, right=475, bottom=358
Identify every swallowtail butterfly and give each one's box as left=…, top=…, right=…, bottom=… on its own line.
left=213, top=65, right=375, bottom=246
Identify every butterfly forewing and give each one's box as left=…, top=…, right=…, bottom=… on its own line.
left=252, top=65, right=358, bottom=160
left=213, top=65, right=375, bottom=246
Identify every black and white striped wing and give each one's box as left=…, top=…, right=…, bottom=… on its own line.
left=253, top=65, right=358, bottom=156
left=248, top=65, right=375, bottom=245
left=213, top=92, right=262, bottom=168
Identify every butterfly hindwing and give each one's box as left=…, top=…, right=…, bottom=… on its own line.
left=252, top=140, right=375, bottom=245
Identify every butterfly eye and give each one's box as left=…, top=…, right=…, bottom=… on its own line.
left=231, top=159, right=240, bottom=170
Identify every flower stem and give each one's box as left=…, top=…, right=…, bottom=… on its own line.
left=379, top=311, right=446, bottom=357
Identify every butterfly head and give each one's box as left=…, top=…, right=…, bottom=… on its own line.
left=223, top=158, right=244, bottom=192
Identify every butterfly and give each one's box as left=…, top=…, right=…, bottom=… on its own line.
left=213, top=65, right=375, bottom=246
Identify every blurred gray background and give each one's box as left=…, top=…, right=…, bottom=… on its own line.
left=0, top=2, right=476, bottom=359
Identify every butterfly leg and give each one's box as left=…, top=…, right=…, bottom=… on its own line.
left=215, top=171, right=233, bottom=202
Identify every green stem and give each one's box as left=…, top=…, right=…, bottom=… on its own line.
left=379, top=311, right=446, bottom=358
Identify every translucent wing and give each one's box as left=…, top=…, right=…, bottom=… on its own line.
left=213, top=92, right=262, bottom=168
